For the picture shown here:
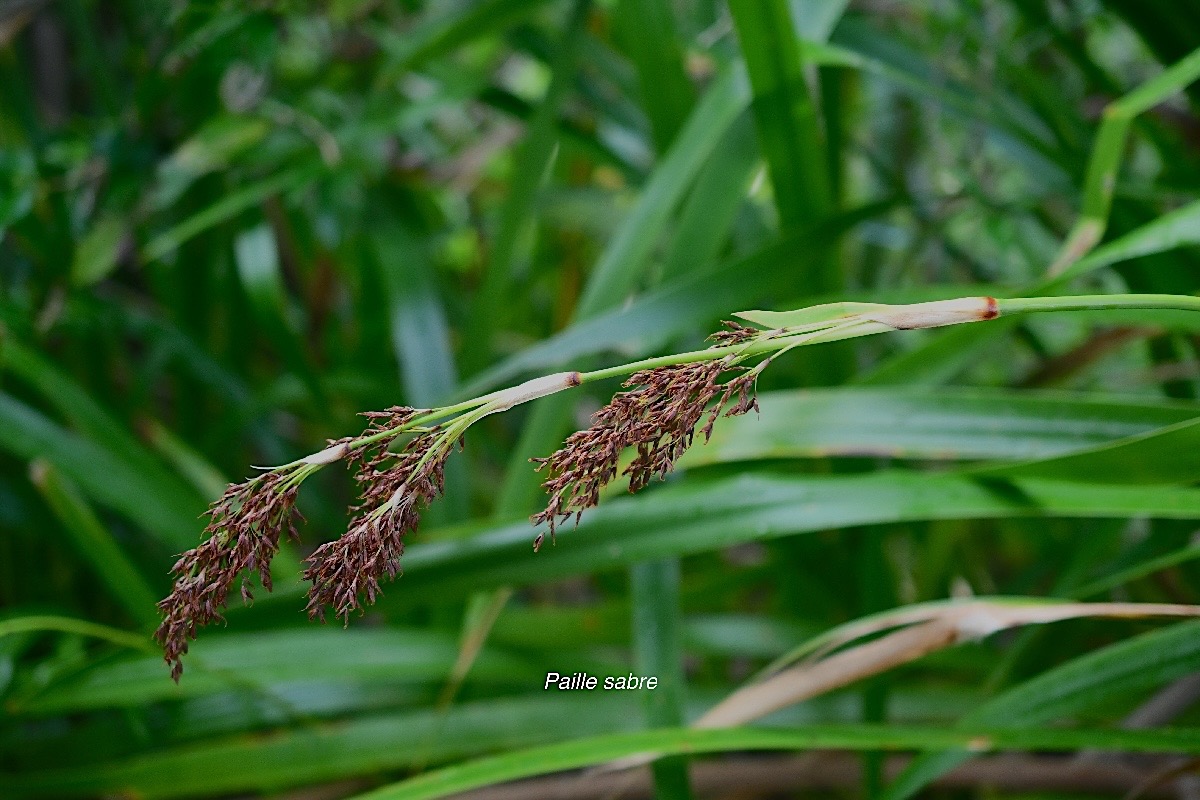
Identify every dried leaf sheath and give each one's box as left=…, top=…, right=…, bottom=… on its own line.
left=155, top=471, right=303, bottom=682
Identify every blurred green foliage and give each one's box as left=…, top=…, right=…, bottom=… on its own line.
left=2, top=0, right=1200, bottom=797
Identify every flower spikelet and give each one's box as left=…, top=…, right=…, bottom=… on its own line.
left=155, top=470, right=303, bottom=682
left=531, top=322, right=760, bottom=549
left=707, top=320, right=760, bottom=347
left=303, top=407, right=449, bottom=623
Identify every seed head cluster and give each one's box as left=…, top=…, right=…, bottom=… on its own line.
left=531, top=323, right=760, bottom=549
left=156, top=321, right=768, bottom=680
left=303, top=407, right=449, bottom=624
left=155, top=470, right=302, bottom=682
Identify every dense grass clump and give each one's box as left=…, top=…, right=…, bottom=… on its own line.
left=3, top=2, right=1200, bottom=799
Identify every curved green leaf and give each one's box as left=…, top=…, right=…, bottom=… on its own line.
left=884, top=620, right=1200, bottom=799
left=972, top=415, right=1200, bottom=484
left=14, top=628, right=541, bottom=714
left=357, top=723, right=1200, bottom=800
left=371, top=471, right=1200, bottom=605
left=0, top=393, right=205, bottom=550
left=683, top=387, right=1197, bottom=466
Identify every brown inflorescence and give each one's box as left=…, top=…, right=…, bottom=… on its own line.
left=155, top=470, right=303, bottom=682
left=531, top=323, right=761, bottom=550
left=303, top=407, right=449, bottom=624
left=707, top=320, right=761, bottom=347
left=156, top=322, right=767, bottom=679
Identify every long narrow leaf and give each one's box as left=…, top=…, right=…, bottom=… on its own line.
left=884, top=620, right=1200, bottom=799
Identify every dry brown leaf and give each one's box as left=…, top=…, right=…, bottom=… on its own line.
left=598, top=600, right=1200, bottom=773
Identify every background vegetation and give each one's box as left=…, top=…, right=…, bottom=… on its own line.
left=3, top=0, right=1200, bottom=797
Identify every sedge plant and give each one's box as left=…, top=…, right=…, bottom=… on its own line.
left=155, top=292, right=1200, bottom=680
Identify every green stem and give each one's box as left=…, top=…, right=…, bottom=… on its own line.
left=309, top=396, right=497, bottom=460
left=280, top=292, right=1200, bottom=475
left=0, top=615, right=153, bottom=651
left=996, top=293, right=1200, bottom=315
left=579, top=319, right=878, bottom=384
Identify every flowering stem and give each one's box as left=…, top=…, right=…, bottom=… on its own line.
left=283, top=292, right=1200, bottom=473
left=160, top=291, right=1200, bottom=678
left=580, top=318, right=877, bottom=383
